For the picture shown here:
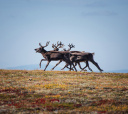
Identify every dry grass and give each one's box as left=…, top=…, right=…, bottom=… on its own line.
left=0, top=70, right=128, bottom=113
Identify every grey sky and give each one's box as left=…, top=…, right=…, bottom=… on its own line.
left=0, top=0, right=128, bottom=71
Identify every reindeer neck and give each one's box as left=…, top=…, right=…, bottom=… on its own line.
left=41, top=49, right=47, bottom=56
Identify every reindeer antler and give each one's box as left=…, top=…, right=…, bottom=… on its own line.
left=57, top=41, right=64, bottom=48
left=68, top=43, right=75, bottom=48
left=39, top=41, right=50, bottom=48
left=52, top=41, right=64, bottom=51
left=39, top=43, right=42, bottom=47
left=67, top=43, right=75, bottom=51
left=43, top=41, right=50, bottom=48
left=52, top=44, right=56, bottom=48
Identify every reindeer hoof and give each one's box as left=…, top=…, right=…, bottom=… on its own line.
left=100, top=69, right=103, bottom=73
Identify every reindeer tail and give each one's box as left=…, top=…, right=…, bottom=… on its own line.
left=92, top=53, right=95, bottom=55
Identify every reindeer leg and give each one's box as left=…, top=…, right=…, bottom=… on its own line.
left=61, top=63, right=74, bottom=71
left=61, top=63, right=68, bottom=70
left=71, top=62, right=77, bottom=70
left=61, top=62, right=76, bottom=71
left=81, top=61, right=92, bottom=72
left=77, top=62, right=87, bottom=71
left=39, top=59, right=46, bottom=68
left=83, top=61, right=88, bottom=69
left=66, top=62, right=76, bottom=71
left=90, top=59, right=103, bottom=72
left=68, top=62, right=73, bottom=71
left=51, top=60, right=62, bottom=71
left=62, top=54, right=71, bottom=70
left=80, top=61, right=87, bottom=71
left=75, top=62, right=77, bottom=66
left=65, top=60, right=74, bottom=71
left=86, top=61, right=93, bottom=72
left=44, top=61, right=51, bottom=71
left=69, top=55, right=77, bottom=71
left=69, top=59, right=77, bottom=71
left=72, top=62, right=77, bottom=72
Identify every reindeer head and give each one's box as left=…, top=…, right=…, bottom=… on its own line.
left=35, top=41, right=50, bottom=53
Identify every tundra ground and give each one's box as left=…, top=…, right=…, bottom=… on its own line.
left=0, top=70, right=128, bottom=113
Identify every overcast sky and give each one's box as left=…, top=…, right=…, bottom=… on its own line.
left=0, top=0, right=128, bottom=71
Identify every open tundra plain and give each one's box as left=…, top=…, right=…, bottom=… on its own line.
left=0, top=70, right=128, bottom=113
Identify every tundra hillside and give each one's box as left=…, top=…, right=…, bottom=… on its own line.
left=0, top=70, right=128, bottom=113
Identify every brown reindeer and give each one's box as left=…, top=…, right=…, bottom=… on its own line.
left=39, top=41, right=64, bottom=68
left=51, top=43, right=76, bottom=71
left=61, top=52, right=103, bottom=72
left=70, top=52, right=103, bottom=72
left=63, top=44, right=87, bottom=71
left=52, top=43, right=93, bottom=71
left=52, top=43, right=103, bottom=72
left=34, top=41, right=77, bottom=71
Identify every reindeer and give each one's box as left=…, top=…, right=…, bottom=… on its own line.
left=34, top=41, right=77, bottom=71
left=61, top=50, right=103, bottom=72
left=69, top=52, right=103, bottom=72
left=51, top=43, right=76, bottom=71
left=39, top=41, right=64, bottom=68
left=51, top=43, right=93, bottom=71
left=62, top=43, right=85, bottom=70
